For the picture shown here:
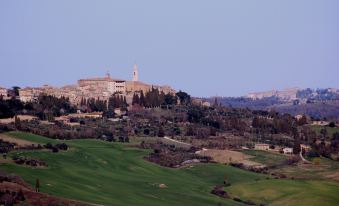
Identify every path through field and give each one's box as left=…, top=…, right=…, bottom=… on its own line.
left=163, top=136, right=192, bottom=147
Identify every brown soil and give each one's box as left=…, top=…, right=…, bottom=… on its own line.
left=323, top=171, right=339, bottom=182
left=198, top=149, right=263, bottom=167
left=0, top=115, right=37, bottom=124
left=0, top=134, right=36, bottom=147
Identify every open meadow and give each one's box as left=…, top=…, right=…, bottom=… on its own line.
left=0, top=132, right=339, bottom=206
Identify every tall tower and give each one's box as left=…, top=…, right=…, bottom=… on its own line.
left=133, top=63, right=138, bottom=81
left=105, top=71, right=110, bottom=79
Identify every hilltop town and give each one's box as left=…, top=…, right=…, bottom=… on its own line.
left=0, top=64, right=175, bottom=106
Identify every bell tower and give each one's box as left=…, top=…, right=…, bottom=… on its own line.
left=133, top=63, right=138, bottom=81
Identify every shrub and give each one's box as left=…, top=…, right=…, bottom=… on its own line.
left=52, top=147, right=59, bottom=153
left=312, top=157, right=321, bottom=165
left=328, top=122, right=336, bottom=128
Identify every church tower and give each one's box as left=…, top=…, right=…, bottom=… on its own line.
left=133, top=63, right=138, bottom=81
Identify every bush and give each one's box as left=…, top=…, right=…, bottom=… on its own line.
left=45, top=143, right=53, bottom=149
left=52, top=147, right=59, bottom=153
left=211, top=185, right=229, bottom=199
left=328, top=122, right=336, bottom=128
left=312, top=157, right=321, bottom=165
left=56, top=143, right=68, bottom=150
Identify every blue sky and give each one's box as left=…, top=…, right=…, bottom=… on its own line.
left=0, top=0, right=338, bottom=97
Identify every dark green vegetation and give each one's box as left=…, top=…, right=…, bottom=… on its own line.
left=0, top=88, right=183, bottom=119
left=1, top=132, right=339, bottom=206
left=0, top=95, right=76, bottom=120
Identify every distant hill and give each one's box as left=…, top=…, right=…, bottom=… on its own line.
left=205, top=88, right=339, bottom=120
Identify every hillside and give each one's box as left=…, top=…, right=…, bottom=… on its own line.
left=207, top=95, right=339, bottom=119
left=1, top=132, right=339, bottom=206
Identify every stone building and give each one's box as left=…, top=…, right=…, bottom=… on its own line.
left=126, top=64, right=175, bottom=95
left=19, top=87, right=44, bottom=102
left=125, top=80, right=150, bottom=94
left=283, top=147, right=293, bottom=154
left=0, top=87, right=7, bottom=98
left=78, top=73, right=126, bottom=100
left=254, top=143, right=270, bottom=151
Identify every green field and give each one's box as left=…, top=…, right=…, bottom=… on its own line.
left=242, top=150, right=288, bottom=166
left=310, top=125, right=339, bottom=137
left=1, top=132, right=339, bottom=206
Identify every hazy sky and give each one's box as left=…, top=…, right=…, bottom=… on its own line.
left=0, top=0, right=338, bottom=97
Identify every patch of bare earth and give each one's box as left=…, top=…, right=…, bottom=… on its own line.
left=0, top=115, right=37, bottom=124
left=0, top=134, right=36, bottom=147
left=198, top=149, right=263, bottom=167
left=323, top=171, right=339, bottom=182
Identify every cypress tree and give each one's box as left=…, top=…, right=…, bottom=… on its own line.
left=140, top=91, right=145, bottom=106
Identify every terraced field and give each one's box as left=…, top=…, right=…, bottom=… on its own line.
left=0, top=132, right=338, bottom=206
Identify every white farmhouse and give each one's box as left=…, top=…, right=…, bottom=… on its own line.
left=283, top=147, right=293, bottom=154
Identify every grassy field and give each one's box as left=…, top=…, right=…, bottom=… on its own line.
left=1, top=132, right=339, bottom=206
left=242, top=150, right=288, bottom=166
left=271, top=160, right=339, bottom=182
left=225, top=179, right=339, bottom=206
left=310, top=125, right=339, bottom=137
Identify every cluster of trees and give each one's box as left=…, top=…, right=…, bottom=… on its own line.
left=252, top=114, right=297, bottom=136
left=33, top=95, right=76, bottom=120
left=132, top=88, right=178, bottom=107
left=44, top=142, right=68, bottom=153
left=308, top=131, right=339, bottom=159
left=8, top=117, right=132, bottom=143
left=80, top=98, right=107, bottom=112
left=80, top=95, right=128, bottom=118
left=186, top=105, right=249, bottom=135
left=143, top=141, right=211, bottom=168
left=213, top=96, right=283, bottom=110
left=0, top=98, right=25, bottom=118
left=0, top=95, right=76, bottom=120
left=297, top=88, right=339, bottom=101
left=176, top=91, right=191, bottom=105
left=0, top=139, right=15, bottom=153
left=0, top=94, right=77, bottom=120
left=12, top=156, right=47, bottom=167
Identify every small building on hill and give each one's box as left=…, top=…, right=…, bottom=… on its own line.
left=202, top=101, right=211, bottom=107
left=312, top=121, right=329, bottom=126
left=0, top=87, right=7, bottom=98
left=283, top=147, right=293, bottom=154
left=254, top=144, right=269, bottom=151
